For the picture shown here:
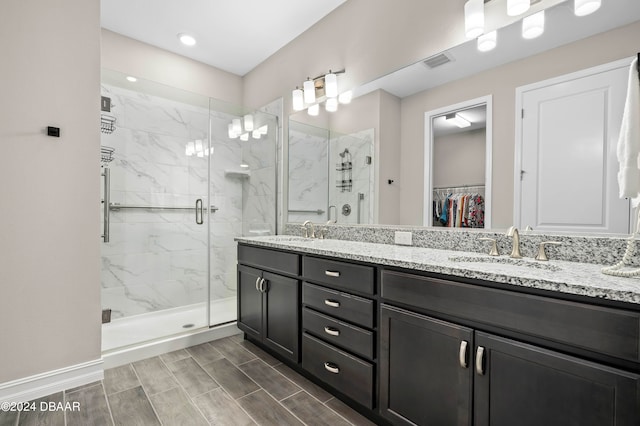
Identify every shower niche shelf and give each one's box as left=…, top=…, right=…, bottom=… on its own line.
left=225, top=169, right=251, bottom=179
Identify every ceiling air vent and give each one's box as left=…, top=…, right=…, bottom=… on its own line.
left=423, top=52, right=453, bottom=69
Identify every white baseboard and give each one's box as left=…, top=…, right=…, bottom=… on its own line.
left=102, top=322, right=242, bottom=369
left=0, top=359, right=104, bottom=404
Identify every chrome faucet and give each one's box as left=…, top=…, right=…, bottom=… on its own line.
left=506, top=226, right=522, bottom=259
left=302, top=220, right=315, bottom=238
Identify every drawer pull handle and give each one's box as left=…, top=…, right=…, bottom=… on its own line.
left=324, top=326, right=340, bottom=336
left=476, top=346, right=485, bottom=376
left=459, top=340, right=468, bottom=369
left=325, top=270, right=341, bottom=277
left=324, top=299, right=340, bottom=308
left=255, top=277, right=261, bottom=291
left=324, top=362, right=340, bottom=374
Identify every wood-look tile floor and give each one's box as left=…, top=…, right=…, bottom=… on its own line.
left=0, top=335, right=376, bottom=426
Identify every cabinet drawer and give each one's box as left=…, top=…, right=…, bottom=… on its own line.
left=303, top=256, right=374, bottom=295
left=303, top=307, right=374, bottom=360
left=381, top=269, right=640, bottom=362
left=238, top=244, right=299, bottom=276
left=302, top=333, right=374, bottom=409
left=303, top=282, right=374, bottom=329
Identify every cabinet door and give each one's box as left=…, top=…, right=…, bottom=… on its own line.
left=237, top=265, right=263, bottom=340
left=262, top=271, right=300, bottom=362
left=380, top=304, right=474, bottom=426
left=474, top=332, right=640, bottom=426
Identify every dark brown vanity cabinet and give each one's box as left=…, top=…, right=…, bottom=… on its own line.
left=237, top=246, right=300, bottom=362
left=301, top=256, right=377, bottom=409
left=379, top=270, right=640, bottom=426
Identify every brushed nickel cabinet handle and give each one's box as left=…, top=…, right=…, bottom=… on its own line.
left=324, top=326, right=340, bottom=336
left=259, top=278, right=267, bottom=293
left=255, top=277, right=261, bottom=291
left=324, top=362, right=340, bottom=374
left=324, top=299, right=340, bottom=308
left=325, top=270, right=341, bottom=277
left=476, top=346, right=485, bottom=375
left=459, top=340, right=469, bottom=368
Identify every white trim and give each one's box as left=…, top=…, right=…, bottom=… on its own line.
left=513, top=57, right=633, bottom=227
left=102, top=322, right=241, bottom=369
left=0, top=359, right=103, bottom=404
left=423, top=95, right=493, bottom=228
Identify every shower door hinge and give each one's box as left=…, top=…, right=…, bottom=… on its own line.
left=521, top=109, right=524, bottom=119
left=102, top=309, right=112, bottom=324
left=365, top=156, right=372, bottom=165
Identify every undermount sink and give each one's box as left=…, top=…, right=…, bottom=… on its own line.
left=448, top=255, right=561, bottom=272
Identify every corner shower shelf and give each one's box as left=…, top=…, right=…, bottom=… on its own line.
left=224, top=169, right=251, bottom=178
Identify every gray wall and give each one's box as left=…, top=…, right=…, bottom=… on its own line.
left=0, top=0, right=102, bottom=382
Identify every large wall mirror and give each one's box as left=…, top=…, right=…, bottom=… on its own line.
left=286, top=0, right=640, bottom=233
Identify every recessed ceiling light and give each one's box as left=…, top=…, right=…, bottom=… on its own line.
left=126, top=76, right=137, bottom=82
left=178, top=33, right=197, bottom=46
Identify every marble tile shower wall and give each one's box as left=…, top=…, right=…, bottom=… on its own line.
left=329, top=129, right=374, bottom=225
left=100, top=84, right=243, bottom=319
left=288, top=127, right=329, bottom=223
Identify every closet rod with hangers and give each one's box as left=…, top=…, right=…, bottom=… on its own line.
left=433, top=183, right=485, bottom=191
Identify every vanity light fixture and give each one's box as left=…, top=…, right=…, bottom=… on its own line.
left=446, top=113, right=471, bottom=128
left=292, top=69, right=346, bottom=114
left=464, top=0, right=485, bottom=39
left=574, top=0, right=601, bottom=16
left=177, top=33, right=197, bottom=46
left=228, top=115, right=268, bottom=140
left=522, top=10, right=545, bottom=39
left=477, top=31, right=497, bottom=52
left=507, top=0, right=530, bottom=16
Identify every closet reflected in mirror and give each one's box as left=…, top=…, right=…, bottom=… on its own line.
left=424, top=96, right=492, bottom=228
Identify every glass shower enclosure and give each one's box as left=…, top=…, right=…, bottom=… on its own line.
left=100, top=69, right=277, bottom=352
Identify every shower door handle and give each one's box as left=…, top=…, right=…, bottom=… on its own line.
left=195, top=198, right=204, bottom=225
left=101, top=168, right=110, bottom=242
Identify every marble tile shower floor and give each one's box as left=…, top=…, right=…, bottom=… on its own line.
left=0, top=335, right=375, bottom=426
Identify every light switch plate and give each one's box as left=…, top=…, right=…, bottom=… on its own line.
left=394, top=231, right=412, bottom=246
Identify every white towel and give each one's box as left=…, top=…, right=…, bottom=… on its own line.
left=617, top=57, right=640, bottom=206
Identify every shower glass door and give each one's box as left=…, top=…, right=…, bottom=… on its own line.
left=207, top=100, right=278, bottom=327
left=100, top=69, right=211, bottom=351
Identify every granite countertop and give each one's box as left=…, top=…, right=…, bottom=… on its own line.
left=236, top=236, right=640, bottom=306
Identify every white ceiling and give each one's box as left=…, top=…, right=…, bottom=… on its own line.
left=100, top=0, right=347, bottom=76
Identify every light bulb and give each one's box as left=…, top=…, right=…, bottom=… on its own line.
left=228, top=123, right=238, bottom=139
left=325, top=97, right=338, bottom=112
left=574, top=0, right=601, bottom=16
left=308, top=104, right=320, bottom=116
left=522, top=10, right=544, bottom=39
left=507, top=0, right=530, bottom=16
left=232, top=118, right=242, bottom=134
left=292, top=87, right=304, bottom=111
left=303, top=79, right=316, bottom=104
left=243, top=114, right=254, bottom=132
left=126, top=76, right=137, bottom=82
left=258, top=125, right=268, bottom=135
left=477, top=31, right=497, bottom=52
left=325, top=72, right=338, bottom=98
left=252, top=130, right=261, bottom=139
left=240, top=133, right=249, bottom=142
left=464, top=0, right=484, bottom=39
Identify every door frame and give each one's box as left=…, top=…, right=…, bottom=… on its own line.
left=423, top=95, right=493, bottom=228
left=513, top=57, right=633, bottom=228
